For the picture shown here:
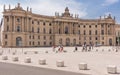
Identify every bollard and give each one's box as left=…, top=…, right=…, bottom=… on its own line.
left=79, top=63, right=87, bottom=70
left=12, top=56, right=19, bottom=61
left=107, top=65, right=117, bottom=74
left=34, top=51, right=38, bottom=54
left=45, top=51, right=48, bottom=53
left=96, top=49, right=98, bottom=52
left=108, top=49, right=111, bottom=52
left=12, top=52, right=16, bottom=55
left=24, top=52, right=27, bottom=54
left=0, top=52, right=3, bottom=55
left=2, top=56, right=8, bottom=60
left=102, top=49, right=104, bottom=52
left=24, top=57, right=31, bottom=63
left=39, top=59, right=46, bottom=65
left=56, top=60, right=64, bottom=67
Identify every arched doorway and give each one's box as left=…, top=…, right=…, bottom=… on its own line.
left=66, top=38, right=70, bottom=46
left=73, top=39, right=76, bottom=46
left=109, top=39, right=112, bottom=46
left=16, top=37, right=22, bottom=46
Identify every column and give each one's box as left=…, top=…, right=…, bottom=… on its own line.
left=13, top=16, right=16, bottom=32
left=26, top=17, right=28, bottom=32
left=21, top=17, right=24, bottom=32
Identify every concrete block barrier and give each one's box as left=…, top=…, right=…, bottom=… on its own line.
left=107, top=65, right=117, bottom=74
left=24, top=57, right=31, bottom=63
left=12, top=56, right=19, bottom=61
left=39, top=59, right=46, bottom=65
left=79, top=63, right=87, bottom=70
left=56, top=60, right=64, bottom=67
left=2, top=56, right=8, bottom=60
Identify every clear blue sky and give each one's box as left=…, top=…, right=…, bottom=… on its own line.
left=0, top=0, right=120, bottom=23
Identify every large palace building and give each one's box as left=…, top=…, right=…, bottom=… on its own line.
left=0, top=3, right=119, bottom=47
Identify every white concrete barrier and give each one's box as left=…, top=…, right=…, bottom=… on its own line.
left=56, top=60, right=64, bottom=67
left=79, top=63, right=87, bottom=70
left=12, top=56, right=18, bottom=61
left=107, top=65, right=117, bottom=74
left=39, top=59, right=46, bottom=65
left=24, top=57, right=31, bottom=63
left=2, top=56, right=8, bottom=60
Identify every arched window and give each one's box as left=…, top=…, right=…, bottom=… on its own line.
left=65, top=26, right=69, bottom=34
left=17, top=26, right=20, bottom=32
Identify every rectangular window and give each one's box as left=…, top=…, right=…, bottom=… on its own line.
left=44, top=36, right=46, bottom=40
left=44, top=42, right=46, bottom=45
left=38, top=35, right=40, bottom=39
left=43, top=22, right=45, bottom=25
left=96, top=37, right=98, bottom=40
left=84, top=30, right=86, bottom=35
left=32, top=21, right=34, bottom=24
left=101, top=30, right=104, bottom=35
left=29, top=35, right=31, bottom=39
left=33, top=36, right=34, bottom=39
left=29, top=41, right=31, bottom=45
left=38, top=21, right=39, bottom=25
left=89, top=25, right=91, bottom=28
left=49, top=23, right=52, bottom=26
left=5, top=41, right=7, bottom=45
left=5, top=34, right=7, bottom=39
left=89, top=30, right=91, bottom=35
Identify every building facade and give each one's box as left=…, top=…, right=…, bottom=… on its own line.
left=1, top=3, right=117, bottom=47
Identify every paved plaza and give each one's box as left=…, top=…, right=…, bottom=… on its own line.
left=0, top=46, right=120, bottom=75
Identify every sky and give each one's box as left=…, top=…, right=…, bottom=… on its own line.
left=0, top=0, right=120, bottom=23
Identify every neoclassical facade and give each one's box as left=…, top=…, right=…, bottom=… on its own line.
left=0, top=3, right=117, bottom=47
